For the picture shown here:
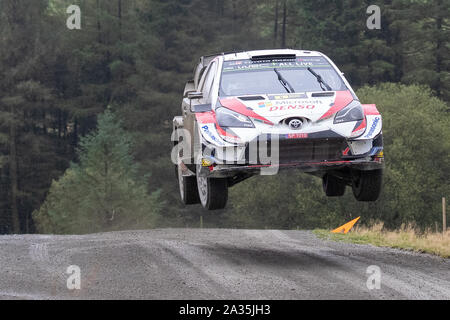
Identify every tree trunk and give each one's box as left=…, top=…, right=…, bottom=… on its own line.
left=435, top=1, right=442, bottom=98
left=217, top=0, right=224, bottom=17
left=232, top=0, right=237, bottom=42
left=281, top=0, right=287, bottom=48
left=118, top=0, right=122, bottom=41
left=96, top=0, right=102, bottom=43
left=9, top=116, right=20, bottom=234
left=58, top=109, right=62, bottom=139
left=274, top=0, right=279, bottom=47
left=73, top=118, right=78, bottom=150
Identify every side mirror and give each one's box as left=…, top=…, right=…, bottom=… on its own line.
left=187, top=91, right=203, bottom=100
left=192, top=104, right=212, bottom=113
left=183, top=80, right=195, bottom=98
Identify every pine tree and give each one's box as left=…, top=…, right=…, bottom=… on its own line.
left=388, top=0, right=450, bottom=102
left=33, top=109, right=162, bottom=234
left=0, top=0, right=62, bottom=233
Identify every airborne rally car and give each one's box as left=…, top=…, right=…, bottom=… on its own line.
left=173, top=49, right=384, bottom=210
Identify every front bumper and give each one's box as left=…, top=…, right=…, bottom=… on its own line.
left=199, top=157, right=384, bottom=178
left=197, top=133, right=384, bottom=178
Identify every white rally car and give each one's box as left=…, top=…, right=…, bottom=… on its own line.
left=173, top=49, right=384, bottom=210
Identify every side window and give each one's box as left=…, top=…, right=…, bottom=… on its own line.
left=200, top=62, right=217, bottom=103
left=197, top=66, right=207, bottom=90
left=194, top=64, right=203, bottom=89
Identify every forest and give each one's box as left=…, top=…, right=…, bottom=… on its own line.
left=0, top=0, right=448, bottom=234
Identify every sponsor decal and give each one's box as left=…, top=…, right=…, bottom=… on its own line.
left=271, top=99, right=323, bottom=105
left=222, top=57, right=334, bottom=73
left=269, top=105, right=316, bottom=112
left=258, top=101, right=273, bottom=108
left=201, top=158, right=214, bottom=167
left=370, top=147, right=384, bottom=157
left=364, top=117, right=380, bottom=138
left=286, top=133, right=308, bottom=139
left=202, top=125, right=225, bottom=146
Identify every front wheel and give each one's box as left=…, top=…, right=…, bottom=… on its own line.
left=197, top=168, right=228, bottom=210
left=352, top=169, right=383, bottom=202
left=322, top=174, right=346, bottom=197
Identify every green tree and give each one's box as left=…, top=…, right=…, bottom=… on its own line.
left=388, top=0, right=450, bottom=102
left=0, top=0, right=67, bottom=234
left=357, top=83, right=449, bottom=228
left=287, top=0, right=397, bottom=87
left=34, top=110, right=162, bottom=234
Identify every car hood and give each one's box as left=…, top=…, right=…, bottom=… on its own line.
left=219, top=91, right=355, bottom=124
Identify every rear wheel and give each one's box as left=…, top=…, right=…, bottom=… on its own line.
left=177, top=164, right=200, bottom=205
left=175, top=141, right=199, bottom=205
left=197, top=165, right=228, bottom=210
left=352, top=169, right=383, bottom=202
left=322, top=174, right=346, bottom=197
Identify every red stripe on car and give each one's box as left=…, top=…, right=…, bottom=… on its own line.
left=319, top=91, right=354, bottom=120
left=362, top=104, right=380, bottom=116
left=243, top=160, right=353, bottom=169
left=215, top=123, right=240, bottom=139
left=342, top=147, right=350, bottom=156
left=195, top=111, right=216, bottom=124
left=352, top=117, right=367, bottom=133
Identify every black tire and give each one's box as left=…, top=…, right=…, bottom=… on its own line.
left=352, top=169, right=383, bottom=202
left=322, top=174, right=346, bottom=197
left=177, top=165, right=200, bottom=205
left=174, top=140, right=180, bottom=181
left=175, top=140, right=200, bottom=205
left=197, top=174, right=228, bottom=210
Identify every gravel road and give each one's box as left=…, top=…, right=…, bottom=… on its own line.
left=0, top=229, right=448, bottom=300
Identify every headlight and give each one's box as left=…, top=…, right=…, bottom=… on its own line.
left=216, top=107, right=255, bottom=128
left=334, top=101, right=364, bottom=124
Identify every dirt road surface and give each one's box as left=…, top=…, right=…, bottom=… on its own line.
left=0, top=229, right=448, bottom=300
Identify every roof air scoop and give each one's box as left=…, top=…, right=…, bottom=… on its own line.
left=250, top=54, right=296, bottom=61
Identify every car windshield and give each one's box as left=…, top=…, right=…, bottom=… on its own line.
left=219, top=56, right=347, bottom=96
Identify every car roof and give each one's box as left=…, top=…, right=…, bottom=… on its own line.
left=193, top=49, right=331, bottom=90
left=222, top=49, right=324, bottom=61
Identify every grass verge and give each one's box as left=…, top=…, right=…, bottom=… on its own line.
left=313, top=224, right=450, bottom=259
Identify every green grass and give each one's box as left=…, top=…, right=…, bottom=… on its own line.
left=313, top=226, right=450, bottom=259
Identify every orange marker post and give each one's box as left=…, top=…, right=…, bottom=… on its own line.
left=332, top=217, right=361, bottom=234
